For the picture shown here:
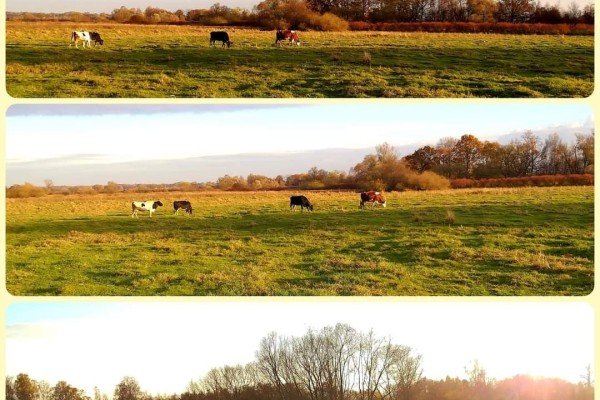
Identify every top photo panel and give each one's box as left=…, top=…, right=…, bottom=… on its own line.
left=5, top=0, right=594, bottom=98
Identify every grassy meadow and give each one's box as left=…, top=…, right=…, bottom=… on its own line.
left=5, top=21, right=594, bottom=97
left=6, top=187, right=594, bottom=296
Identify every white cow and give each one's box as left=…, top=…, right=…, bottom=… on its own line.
left=131, top=201, right=163, bottom=217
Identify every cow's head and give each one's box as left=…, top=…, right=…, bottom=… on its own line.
left=226, top=40, right=233, bottom=48
left=153, top=201, right=164, bottom=209
left=308, top=204, right=314, bottom=211
left=91, top=32, right=104, bottom=45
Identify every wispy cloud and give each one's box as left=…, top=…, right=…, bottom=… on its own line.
left=6, top=324, right=58, bottom=340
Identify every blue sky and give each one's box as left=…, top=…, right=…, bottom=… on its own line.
left=6, top=302, right=594, bottom=396
left=6, top=0, right=591, bottom=12
left=6, top=104, right=594, bottom=185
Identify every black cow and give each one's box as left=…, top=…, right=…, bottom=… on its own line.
left=210, top=31, right=233, bottom=48
left=290, top=195, right=313, bottom=212
left=90, top=32, right=104, bottom=46
left=173, top=200, right=193, bottom=215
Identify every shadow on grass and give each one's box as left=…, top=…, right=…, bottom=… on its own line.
left=6, top=42, right=593, bottom=97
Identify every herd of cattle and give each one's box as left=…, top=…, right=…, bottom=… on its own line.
left=130, top=192, right=386, bottom=217
left=70, top=29, right=300, bottom=49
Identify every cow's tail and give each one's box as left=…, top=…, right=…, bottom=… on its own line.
left=71, top=31, right=76, bottom=42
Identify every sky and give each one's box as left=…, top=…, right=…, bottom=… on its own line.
left=6, top=302, right=594, bottom=396
left=6, top=104, right=594, bottom=186
left=5, top=0, right=591, bottom=12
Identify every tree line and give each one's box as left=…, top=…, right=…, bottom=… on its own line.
left=404, top=131, right=594, bottom=179
left=6, top=132, right=595, bottom=198
left=6, top=324, right=594, bottom=400
left=6, top=0, right=595, bottom=29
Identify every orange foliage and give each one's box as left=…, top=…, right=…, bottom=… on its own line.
left=451, top=174, right=594, bottom=188
left=349, top=21, right=594, bottom=34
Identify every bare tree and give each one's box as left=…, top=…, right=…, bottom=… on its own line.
left=7, top=376, right=17, bottom=400
left=35, top=381, right=53, bottom=400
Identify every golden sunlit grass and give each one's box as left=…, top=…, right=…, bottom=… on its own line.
left=6, top=186, right=593, bottom=296
left=6, top=21, right=594, bottom=97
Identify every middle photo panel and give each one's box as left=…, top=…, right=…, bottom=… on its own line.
left=5, top=103, right=594, bottom=296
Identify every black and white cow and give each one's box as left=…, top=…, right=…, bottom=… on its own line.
left=131, top=200, right=163, bottom=217
left=276, top=30, right=300, bottom=46
left=210, top=31, right=233, bottom=48
left=290, top=195, right=313, bottom=212
left=70, top=31, right=104, bottom=48
left=173, top=200, right=193, bottom=215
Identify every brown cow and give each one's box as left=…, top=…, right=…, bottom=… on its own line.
left=276, top=30, right=300, bottom=46
left=359, top=191, right=386, bottom=209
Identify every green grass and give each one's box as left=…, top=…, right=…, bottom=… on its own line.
left=5, top=22, right=594, bottom=97
left=6, top=187, right=594, bottom=296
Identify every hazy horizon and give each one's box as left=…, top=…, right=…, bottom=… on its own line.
left=6, top=104, right=594, bottom=187
left=6, top=302, right=594, bottom=396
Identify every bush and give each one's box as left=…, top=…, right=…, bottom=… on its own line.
left=406, top=170, right=451, bottom=190
left=6, top=183, right=47, bottom=198
left=311, top=12, right=349, bottom=31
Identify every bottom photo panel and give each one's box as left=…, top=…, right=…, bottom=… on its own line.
left=6, top=301, right=595, bottom=400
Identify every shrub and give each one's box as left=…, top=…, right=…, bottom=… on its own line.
left=6, top=183, right=47, bottom=198
left=406, top=170, right=451, bottom=190
left=312, top=12, right=349, bottom=31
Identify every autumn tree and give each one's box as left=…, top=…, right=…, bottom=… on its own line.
left=453, top=134, right=483, bottom=177
left=495, top=0, right=535, bottom=21
left=14, top=374, right=38, bottom=400
left=575, top=133, right=594, bottom=173
left=114, top=377, right=142, bottom=400
left=52, top=381, right=85, bottom=400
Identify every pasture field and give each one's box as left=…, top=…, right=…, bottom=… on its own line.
left=6, top=187, right=594, bottom=296
left=5, top=21, right=594, bottom=97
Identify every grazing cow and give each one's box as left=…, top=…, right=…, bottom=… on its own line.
left=173, top=200, right=193, bottom=215
left=276, top=30, right=300, bottom=46
left=70, top=31, right=104, bottom=48
left=89, top=32, right=104, bottom=46
left=290, top=195, right=314, bottom=212
left=210, top=31, right=233, bottom=48
left=131, top=200, right=163, bottom=217
left=359, top=191, right=386, bottom=208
